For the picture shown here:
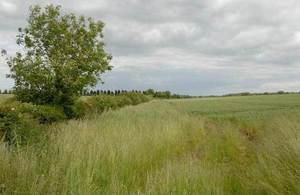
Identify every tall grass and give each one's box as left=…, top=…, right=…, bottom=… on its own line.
left=0, top=95, right=13, bottom=104
left=0, top=99, right=300, bottom=194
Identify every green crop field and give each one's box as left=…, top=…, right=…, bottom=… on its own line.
left=1, top=94, right=300, bottom=194
left=170, top=94, right=300, bottom=120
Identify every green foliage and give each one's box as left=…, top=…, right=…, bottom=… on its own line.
left=69, top=99, right=89, bottom=119
left=115, top=95, right=133, bottom=107
left=84, top=93, right=150, bottom=114
left=92, top=95, right=118, bottom=111
left=154, top=91, right=171, bottom=99
left=0, top=104, right=40, bottom=145
left=0, top=93, right=150, bottom=144
left=241, top=92, right=251, bottom=96
left=3, top=5, right=112, bottom=111
left=144, top=88, right=155, bottom=96
left=20, top=103, right=66, bottom=124
left=122, top=92, right=150, bottom=105
left=0, top=101, right=66, bottom=145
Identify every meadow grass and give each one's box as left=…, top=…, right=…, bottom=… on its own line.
left=0, top=94, right=300, bottom=194
left=0, top=95, right=13, bottom=104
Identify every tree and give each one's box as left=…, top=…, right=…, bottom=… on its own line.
left=3, top=5, right=112, bottom=116
left=154, top=90, right=171, bottom=99
left=145, top=89, right=155, bottom=96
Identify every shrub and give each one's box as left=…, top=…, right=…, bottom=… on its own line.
left=154, top=91, right=171, bottom=99
left=20, top=103, right=66, bottom=124
left=115, top=95, right=133, bottom=107
left=84, top=93, right=150, bottom=114
left=69, top=100, right=90, bottom=119
left=241, top=92, right=250, bottom=96
left=0, top=101, right=66, bottom=145
left=86, top=95, right=118, bottom=113
left=0, top=93, right=150, bottom=145
left=0, top=104, right=40, bottom=145
left=123, top=92, right=150, bottom=105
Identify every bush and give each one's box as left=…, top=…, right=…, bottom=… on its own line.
left=85, top=95, right=118, bottom=113
left=0, top=104, right=40, bottom=145
left=71, top=101, right=85, bottom=119
left=68, top=100, right=91, bottom=119
left=0, top=93, right=150, bottom=145
left=0, top=101, right=66, bottom=145
left=123, top=92, right=150, bottom=105
left=20, top=103, right=66, bottom=124
left=84, top=93, right=151, bottom=114
left=115, top=95, right=133, bottom=107
left=154, top=91, right=171, bottom=99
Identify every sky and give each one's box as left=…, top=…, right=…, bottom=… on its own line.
left=1, top=0, right=300, bottom=95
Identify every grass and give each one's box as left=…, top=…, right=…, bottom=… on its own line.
left=0, top=94, right=300, bottom=194
left=170, top=94, right=300, bottom=119
left=0, top=94, right=13, bottom=104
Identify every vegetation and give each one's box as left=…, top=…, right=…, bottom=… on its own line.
left=83, top=89, right=194, bottom=99
left=0, top=93, right=150, bottom=145
left=2, top=5, right=111, bottom=116
left=222, top=90, right=299, bottom=97
left=0, top=4, right=299, bottom=195
left=0, top=101, right=66, bottom=145
left=0, top=94, right=299, bottom=194
left=0, top=94, right=12, bottom=103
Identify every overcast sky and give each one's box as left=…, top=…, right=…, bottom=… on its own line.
left=1, top=0, right=300, bottom=95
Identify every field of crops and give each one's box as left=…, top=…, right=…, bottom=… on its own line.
left=171, top=94, right=300, bottom=120
left=0, top=94, right=300, bottom=194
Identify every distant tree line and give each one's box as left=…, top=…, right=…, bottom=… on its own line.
left=82, top=89, right=193, bottom=99
left=2, top=88, right=299, bottom=98
left=222, top=90, right=299, bottom=97
left=0, top=89, right=13, bottom=94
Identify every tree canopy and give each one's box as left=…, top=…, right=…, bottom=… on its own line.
left=4, top=5, right=112, bottom=113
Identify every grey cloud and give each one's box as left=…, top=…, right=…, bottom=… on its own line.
left=99, top=64, right=300, bottom=95
left=1, top=0, right=300, bottom=94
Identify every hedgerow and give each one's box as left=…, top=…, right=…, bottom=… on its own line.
left=0, top=93, right=151, bottom=145
left=0, top=102, right=66, bottom=145
left=84, top=92, right=151, bottom=113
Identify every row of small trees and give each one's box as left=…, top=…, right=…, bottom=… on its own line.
left=0, top=90, right=13, bottom=94
left=84, top=89, right=193, bottom=99
left=223, top=90, right=298, bottom=97
left=3, top=88, right=297, bottom=98
left=84, top=90, right=145, bottom=96
left=0, top=88, right=193, bottom=99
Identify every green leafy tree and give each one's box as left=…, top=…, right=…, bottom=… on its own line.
left=145, top=89, right=155, bottom=96
left=3, top=5, right=112, bottom=116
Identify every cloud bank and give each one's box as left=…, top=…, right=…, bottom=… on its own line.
left=1, top=0, right=300, bottom=95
